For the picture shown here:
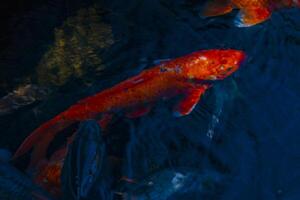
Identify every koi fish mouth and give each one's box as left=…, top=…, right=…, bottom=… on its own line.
left=218, top=51, right=246, bottom=79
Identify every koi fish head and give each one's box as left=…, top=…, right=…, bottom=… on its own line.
left=185, top=49, right=246, bottom=81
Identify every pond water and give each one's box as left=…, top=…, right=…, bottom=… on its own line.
left=0, top=0, right=299, bottom=199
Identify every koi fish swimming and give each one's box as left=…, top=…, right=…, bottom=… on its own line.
left=202, top=0, right=300, bottom=27
left=13, top=49, right=246, bottom=167
left=33, top=120, right=106, bottom=199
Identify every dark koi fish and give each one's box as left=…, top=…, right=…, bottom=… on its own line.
left=0, top=155, right=53, bottom=200
left=61, top=120, right=106, bottom=200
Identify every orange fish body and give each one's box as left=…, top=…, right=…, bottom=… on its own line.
left=33, top=147, right=66, bottom=198
left=202, top=0, right=300, bottom=27
left=13, top=49, right=246, bottom=167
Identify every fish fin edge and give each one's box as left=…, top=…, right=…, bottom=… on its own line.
left=173, top=85, right=210, bottom=117
left=234, top=7, right=271, bottom=27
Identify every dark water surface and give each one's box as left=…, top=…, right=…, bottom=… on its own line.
left=0, top=0, right=299, bottom=199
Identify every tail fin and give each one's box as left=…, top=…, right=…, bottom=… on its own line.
left=201, top=0, right=233, bottom=17
left=13, top=116, right=74, bottom=168
left=234, top=7, right=271, bottom=27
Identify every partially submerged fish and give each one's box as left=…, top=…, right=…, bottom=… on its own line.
left=0, top=153, right=53, bottom=200
left=116, top=168, right=222, bottom=200
left=13, top=49, right=246, bottom=167
left=61, top=120, right=106, bottom=200
left=202, top=0, right=300, bottom=27
left=0, top=84, right=50, bottom=116
left=32, top=121, right=106, bottom=199
left=33, top=147, right=66, bottom=198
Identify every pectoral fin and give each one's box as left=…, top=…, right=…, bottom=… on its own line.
left=201, top=0, right=233, bottom=17
left=173, top=85, right=210, bottom=117
left=234, top=7, right=271, bottom=27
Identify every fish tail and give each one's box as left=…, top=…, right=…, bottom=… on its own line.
left=234, top=7, right=271, bottom=27
left=13, top=116, right=75, bottom=168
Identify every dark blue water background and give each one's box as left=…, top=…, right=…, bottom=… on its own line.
left=0, top=0, right=299, bottom=199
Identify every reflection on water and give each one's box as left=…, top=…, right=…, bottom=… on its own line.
left=0, top=0, right=300, bottom=199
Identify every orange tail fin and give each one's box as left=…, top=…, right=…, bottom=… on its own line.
left=13, top=116, right=74, bottom=168
left=234, top=7, right=271, bottom=27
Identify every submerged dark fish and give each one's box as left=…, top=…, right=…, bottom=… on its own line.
left=116, top=168, right=223, bottom=200
left=61, top=120, right=106, bottom=200
left=0, top=160, right=53, bottom=200
left=33, top=147, right=66, bottom=198
left=0, top=84, right=50, bottom=116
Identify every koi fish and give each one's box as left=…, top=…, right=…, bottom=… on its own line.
left=33, top=147, right=66, bottom=198
left=61, top=120, right=106, bottom=200
left=13, top=49, right=246, bottom=168
left=34, top=121, right=105, bottom=199
left=202, top=0, right=300, bottom=27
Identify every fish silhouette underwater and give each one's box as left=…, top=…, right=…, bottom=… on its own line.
left=0, top=149, right=54, bottom=200
left=13, top=49, right=246, bottom=168
left=33, top=120, right=106, bottom=199
left=61, top=120, right=107, bottom=200
left=115, top=168, right=222, bottom=200
left=202, top=0, right=300, bottom=27
left=33, top=147, right=66, bottom=198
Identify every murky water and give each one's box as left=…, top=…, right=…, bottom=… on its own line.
left=0, top=0, right=300, bottom=199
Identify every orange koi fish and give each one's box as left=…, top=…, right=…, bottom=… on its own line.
left=13, top=49, right=246, bottom=167
left=202, top=0, right=300, bottom=27
left=33, top=147, right=66, bottom=198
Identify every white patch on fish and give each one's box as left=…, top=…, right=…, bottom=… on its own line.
left=199, top=56, right=208, bottom=61
left=208, top=75, right=217, bottom=80
left=131, top=77, right=144, bottom=84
